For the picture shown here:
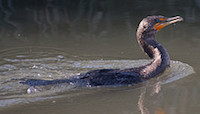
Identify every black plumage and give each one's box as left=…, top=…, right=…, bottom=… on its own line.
left=21, top=16, right=183, bottom=87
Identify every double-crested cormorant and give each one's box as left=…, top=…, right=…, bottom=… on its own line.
left=21, top=15, right=183, bottom=87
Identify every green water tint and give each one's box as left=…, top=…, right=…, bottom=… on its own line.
left=0, top=48, right=194, bottom=107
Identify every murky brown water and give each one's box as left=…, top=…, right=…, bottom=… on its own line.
left=0, top=0, right=200, bottom=114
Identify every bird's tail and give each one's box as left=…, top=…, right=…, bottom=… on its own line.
left=20, top=78, right=81, bottom=87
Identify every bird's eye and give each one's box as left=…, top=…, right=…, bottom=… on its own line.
left=156, top=19, right=161, bottom=23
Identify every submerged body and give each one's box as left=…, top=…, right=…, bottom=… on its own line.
left=21, top=16, right=183, bottom=87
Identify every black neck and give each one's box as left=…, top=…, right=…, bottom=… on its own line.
left=137, top=33, right=170, bottom=79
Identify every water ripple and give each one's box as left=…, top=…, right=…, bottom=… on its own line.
left=0, top=47, right=194, bottom=107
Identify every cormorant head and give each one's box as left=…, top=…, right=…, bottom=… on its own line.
left=137, top=15, right=183, bottom=37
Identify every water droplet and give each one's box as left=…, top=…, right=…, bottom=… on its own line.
left=27, top=87, right=39, bottom=94
left=57, top=55, right=64, bottom=59
left=32, top=65, right=38, bottom=69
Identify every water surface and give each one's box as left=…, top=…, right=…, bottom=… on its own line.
left=0, top=0, right=200, bottom=114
